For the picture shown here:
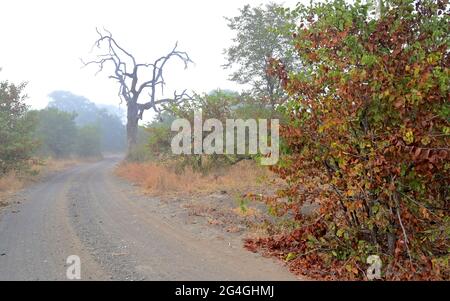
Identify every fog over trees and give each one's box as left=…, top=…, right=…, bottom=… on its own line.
left=0, top=0, right=448, bottom=281
left=47, top=90, right=126, bottom=153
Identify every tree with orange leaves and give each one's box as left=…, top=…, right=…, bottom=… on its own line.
left=248, top=0, right=449, bottom=280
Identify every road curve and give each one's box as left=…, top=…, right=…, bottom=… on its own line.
left=0, top=157, right=296, bottom=280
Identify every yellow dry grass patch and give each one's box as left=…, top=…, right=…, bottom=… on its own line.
left=0, top=172, right=24, bottom=198
left=0, top=158, right=83, bottom=205
left=34, top=158, right=81, bottom=174
left=115, top=160, right=278, bottom=197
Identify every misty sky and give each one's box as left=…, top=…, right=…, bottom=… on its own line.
left=0, top=0, right=302, bottom=122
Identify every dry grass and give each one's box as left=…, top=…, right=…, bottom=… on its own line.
left=33, top=158, right=81, bottom=174
left=0, top=158, right=83, bottom=206
left=0, top=172, right=24, bottom=206
left=0, top=172, right=24, bottom=193
left=116, top=160, right=282, bottom=236
left=115, top=160, right=280, bottom=197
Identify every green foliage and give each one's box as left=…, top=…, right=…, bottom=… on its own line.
left=0, top=80, right=37, bottom=174
left=48, top=90, right=126, bottom=152
left=253, top=0, right=450, bottom=280
left=224, top=3, right=298, bottom=109
left=136, top=89, right=277, bottom=172
left=32, top=108, right=77, bottom=158
left=126, top=126, right=154, bottom=162
left=33, top=106, right=104, bottom=159
left=170, top=90, right=270, bottom=173
left=146, top=117, right=174, bottom=158
left=75, top=125, right=102, bottom=158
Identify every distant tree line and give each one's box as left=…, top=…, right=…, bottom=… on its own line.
left=47, top=90, right=126, bottom=154
left=0, top=80, right=126, bottom=175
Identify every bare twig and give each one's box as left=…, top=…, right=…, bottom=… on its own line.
left=394, top=192, right=413, bottom=265
left=82, top=28, right=193, bottom=120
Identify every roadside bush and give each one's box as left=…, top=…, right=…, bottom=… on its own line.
left=146, top=112, right=176, bottom=159
left=247, top=0, right=449, bottom=280
left=164, top=90, right=275, bottom=173
left=126, top=126, right=154, bottom=162
left=0, top=80, right=37, bottom=174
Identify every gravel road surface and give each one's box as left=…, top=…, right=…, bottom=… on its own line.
left=0, top=157, right=296, bottom=281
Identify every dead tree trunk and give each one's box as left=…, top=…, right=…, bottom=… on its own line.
left=83, top=28, right=193, bottom=158
left=126, top=101, right=139, bottom=154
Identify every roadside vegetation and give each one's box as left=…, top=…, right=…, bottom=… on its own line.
left=116, top=0, right=449, bottom=280
left=116, top=160, right=278, bottom=199
left=244, top=0, right=449, bottom=280
left=0, top=77, right=126, bottom=202
left=1, top=0, right=447, bottom=281
left=0, top=158, right=82, bottom=205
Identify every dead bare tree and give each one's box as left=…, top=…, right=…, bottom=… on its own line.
left=82, top=28, right=193, bottom=156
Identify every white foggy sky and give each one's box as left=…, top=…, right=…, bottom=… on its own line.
left=0, top=0, right=302, bottom=122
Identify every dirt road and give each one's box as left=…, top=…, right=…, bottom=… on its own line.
left=0, top=157, right=296, bottom=280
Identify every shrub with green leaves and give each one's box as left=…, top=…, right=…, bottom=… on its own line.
left=0, top=80, right=37, bottom=174
left=75, top=125, right=102, bottom=158
left=247, top=0, right=449, bottom=280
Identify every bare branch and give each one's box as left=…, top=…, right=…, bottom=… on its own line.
left=82, top=28, right=193, bottom=150
left=137, top=89, right=193, bottom=120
